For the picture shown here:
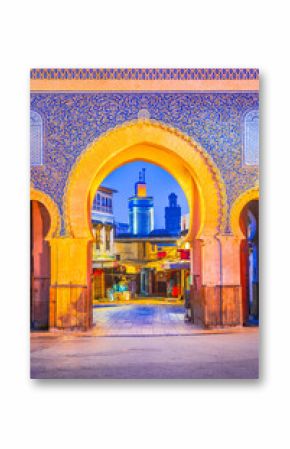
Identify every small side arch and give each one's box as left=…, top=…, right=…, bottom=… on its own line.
left=30, top=188, right=61, bottom=240
left=230, top=186, right=259, bottom=238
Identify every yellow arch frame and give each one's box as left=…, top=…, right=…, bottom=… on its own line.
left=230, top=186, right=259, bottom=238
left=64, top=120, right=227, bottom=240
left=30, top=187, right=61, bottom=239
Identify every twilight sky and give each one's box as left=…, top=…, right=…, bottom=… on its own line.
left=102, top=161, right=189, bottom=228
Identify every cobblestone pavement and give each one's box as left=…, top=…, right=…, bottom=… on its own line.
left=31, top=304, right=259, bottom=379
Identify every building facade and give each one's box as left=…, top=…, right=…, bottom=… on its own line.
left=30, top=68, right=259, bottom=330
left=91, top=186, right=116, bottom=299
left=91, top=186, right=116, bottom=259
left=114, top=235, right=189, bottom=299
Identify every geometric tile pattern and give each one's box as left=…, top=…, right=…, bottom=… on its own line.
left=30, top=91, right=259, bottom=234
left=30, top=68, right=259, bottom=80
left=243, top=109, right=259, bottom=165
left=30, top=110, right=43, bottom=166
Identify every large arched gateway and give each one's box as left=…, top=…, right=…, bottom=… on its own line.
left=42, top=120, right=244, bottom=330
left=30, top=68, right=259, bottom=334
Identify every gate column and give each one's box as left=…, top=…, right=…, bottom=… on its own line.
left=191, top=235, right=242, bottom=327
left=49, top=237, right=92, bottom=330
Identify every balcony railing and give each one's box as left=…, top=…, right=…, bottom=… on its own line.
left=93, top=205, right=113, bottom=214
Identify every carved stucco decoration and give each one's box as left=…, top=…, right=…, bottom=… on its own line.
left=63, top=119, right=228, bottom=239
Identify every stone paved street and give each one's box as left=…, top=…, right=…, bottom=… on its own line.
left=31, top=304, right=259, bottom=379
left=92, top=303, right=191, bottom=336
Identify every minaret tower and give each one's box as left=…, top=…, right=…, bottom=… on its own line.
left=128, top=168, right=154, bottom=235
left=165, top=193, right=181, bottom=235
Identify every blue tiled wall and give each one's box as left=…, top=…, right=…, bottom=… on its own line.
left=30, top=91, right=259, bottom=233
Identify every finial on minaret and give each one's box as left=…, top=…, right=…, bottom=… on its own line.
left=135, top=168, right=147, bottom=197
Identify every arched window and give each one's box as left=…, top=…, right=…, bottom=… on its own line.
left=30, top=110, right=43, bottom=166
left=243, top=109, right=259, bottom=166
left=97, top=194, right=101, bottom=206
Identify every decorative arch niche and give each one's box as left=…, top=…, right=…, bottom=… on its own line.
left=243, top=109, right=259, bottom=166
left=30, top=110, right=43, bottom=166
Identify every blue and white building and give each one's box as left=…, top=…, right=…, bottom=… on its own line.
left=91, top=186, right=117, bottom=266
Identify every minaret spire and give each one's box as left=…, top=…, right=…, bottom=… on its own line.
left=129, top=168, right=154, bottom=235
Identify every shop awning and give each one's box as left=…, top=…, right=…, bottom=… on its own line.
left=162, top=261, right=190, bottom=270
